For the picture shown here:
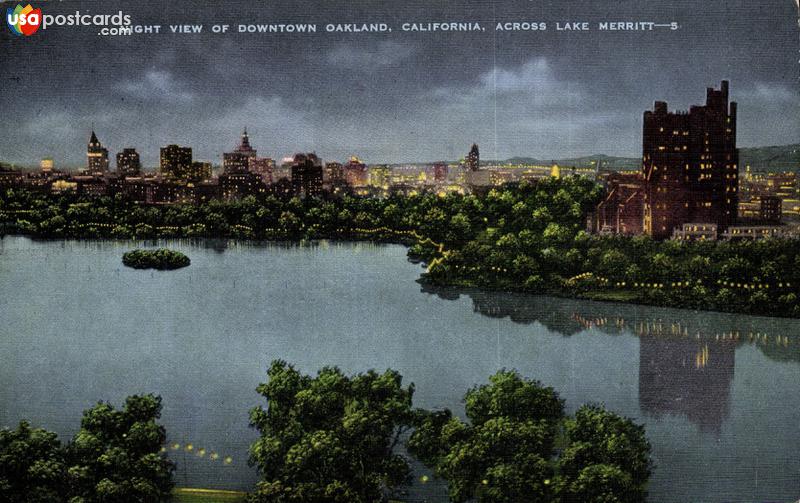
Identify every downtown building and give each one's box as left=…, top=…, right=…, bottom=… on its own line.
left=220, top=129, right=265, bottom=199
left=596, top=81, right=740, bottom=239
left=86, top=131, right=109, bottom=175
left=464, top=143, right=491, bottom=188
left=642, top=80, right=739, bottom=239
left=290, top=153, right=323, bottom=198
left=160, top=144, right=193, bottom=180
left=116, top=148, right=141, bottom=177
left=223, top=129, right=257, bottom=175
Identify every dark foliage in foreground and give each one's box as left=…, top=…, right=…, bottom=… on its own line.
left=0, top=395, right=174, bottom=503
left=247, top=361, right=416, bottom=503
left=409, top=370, right=652, bottom=503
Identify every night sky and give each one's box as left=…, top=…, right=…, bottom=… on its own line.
left=1, top=0, right=798, bottom=167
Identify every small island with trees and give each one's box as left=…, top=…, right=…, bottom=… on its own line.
left=122, top=248, right=191, bottom=270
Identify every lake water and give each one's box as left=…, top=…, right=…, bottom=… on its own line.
left=0, top=236, right=798, bottom=502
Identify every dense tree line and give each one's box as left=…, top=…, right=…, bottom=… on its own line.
left=0, top=395, right=173, bottom=503
left=250, top=362, right=651, bottom=503
left=3, top=178, right=800, bottom=317
left=2, top=366, right=651, bottom=503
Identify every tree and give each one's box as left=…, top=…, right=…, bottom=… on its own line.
left=408, top=370, right=564, bottom=503
left=0, top=421, right=67, bottom=503
left=410, top=374, right=652, bottom=503
left=0, top=395, right=173, bottom=503
left=67, top=394, right=174, bottom=503
left=557, top=464, right=638, bottom=503
left=248, top=361, right=416, bottom=503
left=555, top=404, right=651, bottom=503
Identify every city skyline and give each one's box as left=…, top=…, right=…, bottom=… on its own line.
left=1, top=0, right=798, bottom=167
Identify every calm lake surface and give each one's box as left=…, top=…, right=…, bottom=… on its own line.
left=1, top=236, right=798, bottom=502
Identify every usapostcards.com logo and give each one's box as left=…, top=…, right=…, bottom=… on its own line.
left=7, top=4, right=132, bottom=37
left=6, top=4, right=41, bottom=36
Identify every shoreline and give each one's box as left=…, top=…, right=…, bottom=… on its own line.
left=4, top=231, right=800, bottom=321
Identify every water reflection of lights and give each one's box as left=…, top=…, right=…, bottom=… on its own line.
left=695, top=344, right=710, bottom=369
left=570, top=313, right=795, bottom=349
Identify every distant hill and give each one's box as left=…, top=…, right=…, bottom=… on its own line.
left=500, top=144, right=800, bottom=172
left=501, top=154, right=640, bottom=170
left=739, top=144, right=800, bottom=172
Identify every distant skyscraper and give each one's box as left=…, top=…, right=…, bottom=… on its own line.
left=116, top=148, right=141, bottom=177
left=467, top=144, right=480, bottom=171
left=642, top=81, right=739, bottom=239
left=291, top=153, right=323, bottom=198
left=160, top=144, right=193, bottom=181
left=235, top=128, right=257, bottom=158
left=249, top=157, right=275, bottom=184
left=189, top=161, right=212, bottom=182
left=86, top=131, right=109, bottom=174
left=223, top=129, right=257, bottom=175
left=324, top=162, right=345, bottom=185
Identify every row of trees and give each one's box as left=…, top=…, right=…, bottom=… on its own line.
left=2, top=364, right=651, bottom=503
left=4, top=179, right=800, bottom=317
left=0, top=395, right=173, bottom=503
left=247, top=361, right=651, bottom=503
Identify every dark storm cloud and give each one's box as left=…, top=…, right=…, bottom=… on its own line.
left=0, top=0, right=798, bottom=168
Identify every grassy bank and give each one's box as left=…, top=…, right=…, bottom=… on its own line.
left=173, top=488, right=247, bottom=503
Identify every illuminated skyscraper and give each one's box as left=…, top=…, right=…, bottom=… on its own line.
left=467, top=143, right=480, bottom=171
left=250, top=157, right=275, bottom=184
left=325, top=162, right=345, bottom=184
left=160, top=144, right=193, bottom=180
left=86, top=131, right=109, bottom=174
left=235, top=128, right=257, bottom=158
left=116, top=148, right=141, bottom=177
left=643, top=81, right=739, bottom=239
left=223, top=129, right=257, bottom=175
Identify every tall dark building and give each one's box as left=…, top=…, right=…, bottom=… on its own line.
left=160, top=144, right=193, bottom=181
left=467, top=144, right=480, bottom=171
left=291, top=153, right=323, bottom=198
left=324, top=162, right=345, bottom=184
left=116, top=148, right=141, bottom=177
left=643, top=81, right=739, bottom=239
left=86, top=131, right=109, bottom=174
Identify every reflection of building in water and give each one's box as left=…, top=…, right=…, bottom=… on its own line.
left=638, top=336, right=735, bottom=433
left=419, top=283, right=800, bottom=364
